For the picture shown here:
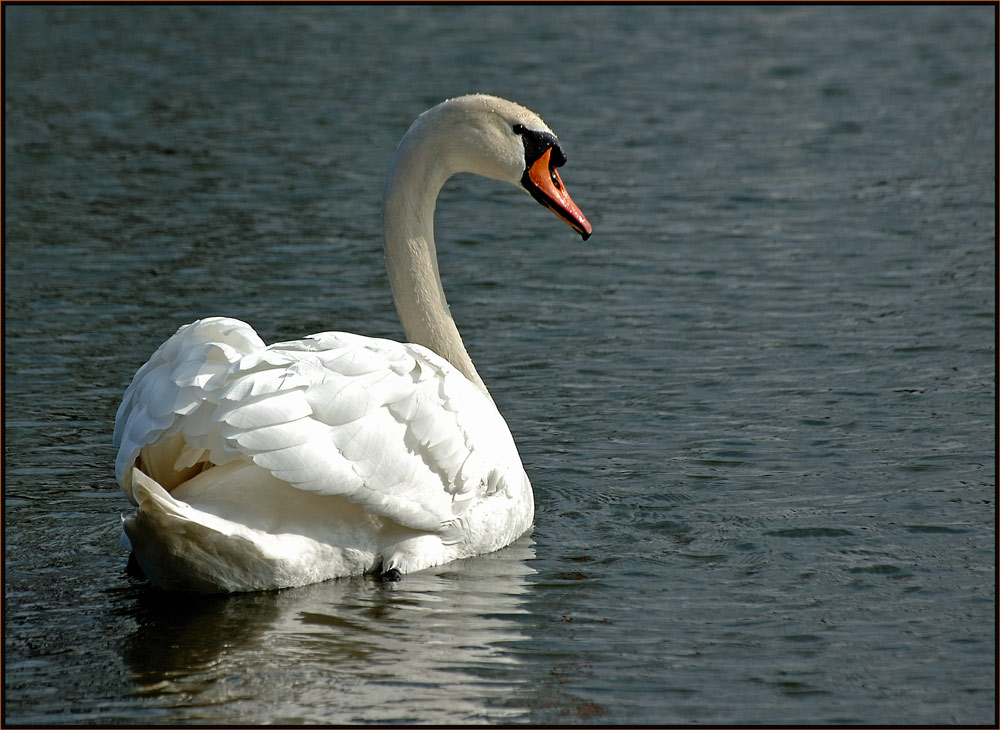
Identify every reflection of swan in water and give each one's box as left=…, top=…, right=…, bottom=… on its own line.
left=120, top=536, right=536, bottom=723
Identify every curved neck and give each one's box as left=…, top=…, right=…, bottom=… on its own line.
left=382, top=125, right=489, bottom=396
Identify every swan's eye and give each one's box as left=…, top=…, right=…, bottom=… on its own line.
left=514, top=125, right=564, bottom=170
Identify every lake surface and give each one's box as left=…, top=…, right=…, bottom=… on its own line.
left=3, top=5, right=995, bottom=724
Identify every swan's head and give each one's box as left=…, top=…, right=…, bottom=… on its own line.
left=400, top=94, right=592, bottom=240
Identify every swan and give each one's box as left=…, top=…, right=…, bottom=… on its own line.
left=113, top=94, right=592, bottom=592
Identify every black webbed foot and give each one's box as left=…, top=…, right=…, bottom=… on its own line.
left=381, top=568, right=402, bottom=582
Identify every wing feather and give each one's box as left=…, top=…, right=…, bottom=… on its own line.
left=215, top=390, right=313, bottom=430
left=114, top=318, right=528, bottom=533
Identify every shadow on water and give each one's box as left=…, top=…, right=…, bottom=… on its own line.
left=116, top=536, right=537, bottom=724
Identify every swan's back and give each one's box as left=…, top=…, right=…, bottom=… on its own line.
left=114, top=317, right=532, bottom=591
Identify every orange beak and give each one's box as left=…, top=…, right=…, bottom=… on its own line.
left=525, top=148, right=592, bottom=240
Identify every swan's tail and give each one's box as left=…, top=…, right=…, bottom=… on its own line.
left=123, top=468, right=285, bottom=593
left=122, top=467, right=383, bottom=592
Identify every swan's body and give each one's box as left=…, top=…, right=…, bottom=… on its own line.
left=113, top=94, right=591, bottom=592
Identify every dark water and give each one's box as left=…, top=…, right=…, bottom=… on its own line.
left=4, top=5, right=995, bottom=724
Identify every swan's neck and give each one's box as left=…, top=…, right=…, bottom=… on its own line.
left=383, top=127, right=489, bottom=396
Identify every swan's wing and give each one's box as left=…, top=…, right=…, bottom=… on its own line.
left=114, top=319, right=527, bottom=532
left=210, top=332, right=528, bottom=531
left=113, top=317, right=266, bottom=489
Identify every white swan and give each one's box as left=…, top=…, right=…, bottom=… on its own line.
left=113, top=94, right=592, bottom=592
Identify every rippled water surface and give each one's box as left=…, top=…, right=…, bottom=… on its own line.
left=4, top=5, right=995, bottom=725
